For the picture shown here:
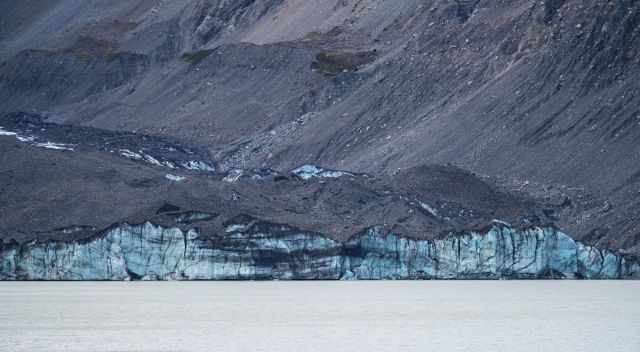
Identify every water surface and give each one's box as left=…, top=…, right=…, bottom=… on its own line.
left=1, top=281, right=638, bottom=351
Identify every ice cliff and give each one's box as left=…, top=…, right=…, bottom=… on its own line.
left=0, top=219, right=637, bottom=280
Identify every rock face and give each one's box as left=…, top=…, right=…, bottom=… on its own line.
left=1, top=219, right=636, bottom=280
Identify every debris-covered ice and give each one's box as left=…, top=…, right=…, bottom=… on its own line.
left=1, top=126, right=73, bottom=151
left=222, top=169, right=244, bottom=183
left=291, top=164, right=353, bottom=180
left=119, top=149, right=144, bottom=160
left=491, top=219, right=512, bottom=227
left=0, top=127, right=17, bottom=136
left=34, top=142, right=75, bottom=151
left=181, top=160, right=215, bottom=173
left=419, top=201, right=439, bottom=218
left=165, top=174, right=186, bottom=182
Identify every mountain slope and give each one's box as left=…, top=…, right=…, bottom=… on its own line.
left=0, top=0, right=639, bottom=257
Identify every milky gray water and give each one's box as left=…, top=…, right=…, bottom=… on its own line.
left=0, top=281, right=638, bottom=352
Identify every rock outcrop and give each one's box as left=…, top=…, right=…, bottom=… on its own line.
left=1, top=218, right=636, bottom=280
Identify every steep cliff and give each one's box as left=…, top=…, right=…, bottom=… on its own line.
left=1, top=218, right=636, bottom=280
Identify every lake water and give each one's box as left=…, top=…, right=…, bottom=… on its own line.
left=0, top=281, right=638, bottom=352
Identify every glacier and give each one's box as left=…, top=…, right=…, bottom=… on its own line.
left=0, top=220, right=637, bottom=280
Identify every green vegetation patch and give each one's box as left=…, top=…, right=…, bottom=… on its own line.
left=28, top=36, right=122, bottom=62
left=311, top=50, right=377, bottom=75
left=109, top=20, right=139, bottom=33
left=181, top=50, right=214, bottom=65
left=69, top=36, right=119, bottom=60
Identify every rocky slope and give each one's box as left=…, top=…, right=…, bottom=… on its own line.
left=0, top=131, right=637, bottom=280
left=1, top=0, right=639, bottom=279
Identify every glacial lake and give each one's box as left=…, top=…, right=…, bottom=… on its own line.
left=0, top=281, right=638, bottom=352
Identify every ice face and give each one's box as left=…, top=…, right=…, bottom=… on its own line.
left=0, top=223, right=636, bottom=281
